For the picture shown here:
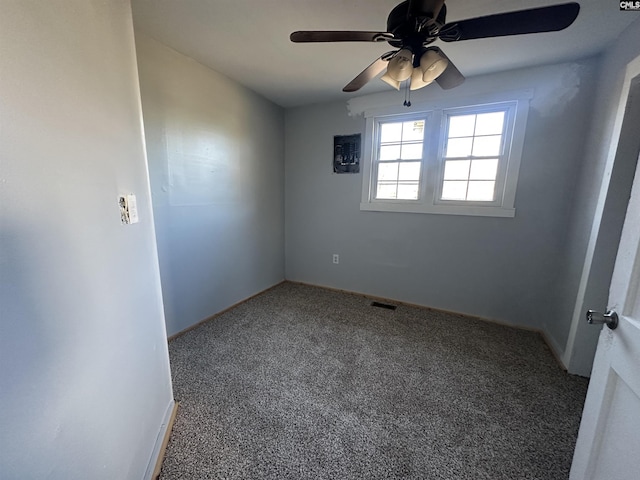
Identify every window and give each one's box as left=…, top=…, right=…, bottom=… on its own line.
left=375, top=118, right=425, bottom=200
left=441, top=111, right=504, bottom=202
left=360, top=92, right=530, bottom=217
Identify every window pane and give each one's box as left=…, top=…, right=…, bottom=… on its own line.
left=446, top=137, right=472, bottom=157
left=443, top=160, right=470, bottom=180
left=398, top=162, right=421, bottom=180
left=376, top=183, right=397, bottom=199
left=448, top=115, right=475, bottom=137
left=397, top=183, right=419, bottom=200
left=380, top=122, right=402, bottom=142
left=467, top=181, right=495, bottom=201
left=402, top=120, right=425, bottom=142
left=475, top=112, right=505, bottom=135
left=380, top=144, right=401, bottom=160
left=441, top=181, right=468, bottom=200
left=472, top=135, right=502, bottom=156
left=469, top=159, right=498, bottom=180
left=378, top=162, right=399, bottom=181
left=400, top=143, right=423, bottom=160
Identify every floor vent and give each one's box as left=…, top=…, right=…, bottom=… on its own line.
left=371, top=301, right=397, bottom=311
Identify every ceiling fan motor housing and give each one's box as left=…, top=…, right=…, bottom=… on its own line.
left=387, top=0, right=446, bottom=49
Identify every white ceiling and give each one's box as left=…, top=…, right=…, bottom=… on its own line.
left=131, top=0, right=637, bottom=108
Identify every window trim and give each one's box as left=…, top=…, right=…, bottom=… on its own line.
left=360, top=90, right=532, bottom=217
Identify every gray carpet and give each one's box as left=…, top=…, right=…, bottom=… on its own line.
left=160, top=282, right=588, bottom=480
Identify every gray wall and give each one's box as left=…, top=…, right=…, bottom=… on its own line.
left=134, top=33, right=285, bottom=336
left=554, top=17, right=640, bottom=375
left=285, top=60, right=597, bottom=332
left=0, top=2, right=174, bottom=479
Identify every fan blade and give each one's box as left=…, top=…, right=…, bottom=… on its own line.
left=430, top=47, right=465, bottom=90
left=290, top=31, right=393, bottom=43
left=343, top=53, right=394, bottom=92
left=439, top=2, right=580, bottom=42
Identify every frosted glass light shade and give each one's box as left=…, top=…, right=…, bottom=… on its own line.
left=386, top=48, right=413, bottom=82
left=410, top=67, right=433, bottom=90
left=420, top=49, right=448, bottom=83
left=381, top=72, right=401, bottom=90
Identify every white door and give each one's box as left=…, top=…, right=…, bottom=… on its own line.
left=568, top=163, right=640, bottom=476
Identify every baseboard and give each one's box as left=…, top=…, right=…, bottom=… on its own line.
left=539, top=330, right=568, bottom=371
left=147, top=400, right=179, bottom=480
left=288, top=280, right=537, bottom=331
left=168, top=278, right=569, bottom=371
left=288, top=280, right=570, bottom=370
left=167, top=280, right=286, bottom=342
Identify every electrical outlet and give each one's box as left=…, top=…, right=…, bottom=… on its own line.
left=333, top=254, right=339, bottom=264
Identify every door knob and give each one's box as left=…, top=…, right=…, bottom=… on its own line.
left=586, top=309, right=618, bottom=330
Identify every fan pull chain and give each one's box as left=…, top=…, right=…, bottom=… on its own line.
left=403, top=81, right=411, bottom=107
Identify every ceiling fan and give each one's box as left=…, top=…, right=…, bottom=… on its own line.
left=290, top=0, right=580, bottom=94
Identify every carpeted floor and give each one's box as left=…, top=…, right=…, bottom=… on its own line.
left=159, top=282, right=588, bottom=480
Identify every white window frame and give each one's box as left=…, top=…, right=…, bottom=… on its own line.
left=360, top=90, right=532, bottom=217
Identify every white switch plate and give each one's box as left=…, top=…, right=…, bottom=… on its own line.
left=119, top=194, right=139, bottom=224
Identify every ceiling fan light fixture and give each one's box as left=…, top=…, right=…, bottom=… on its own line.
left=386, top=48, right=413, bottom=82
left=410, top=67, right=433, bottom=91
left=420, top=49, right=449, bottom=83
left=381, top=72, right=401, bottom=90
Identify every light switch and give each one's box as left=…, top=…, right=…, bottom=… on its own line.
left=119, top=194, right=139, bottom=224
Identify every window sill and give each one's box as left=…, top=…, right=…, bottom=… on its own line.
left=360, top=201, right=516, bottom=217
